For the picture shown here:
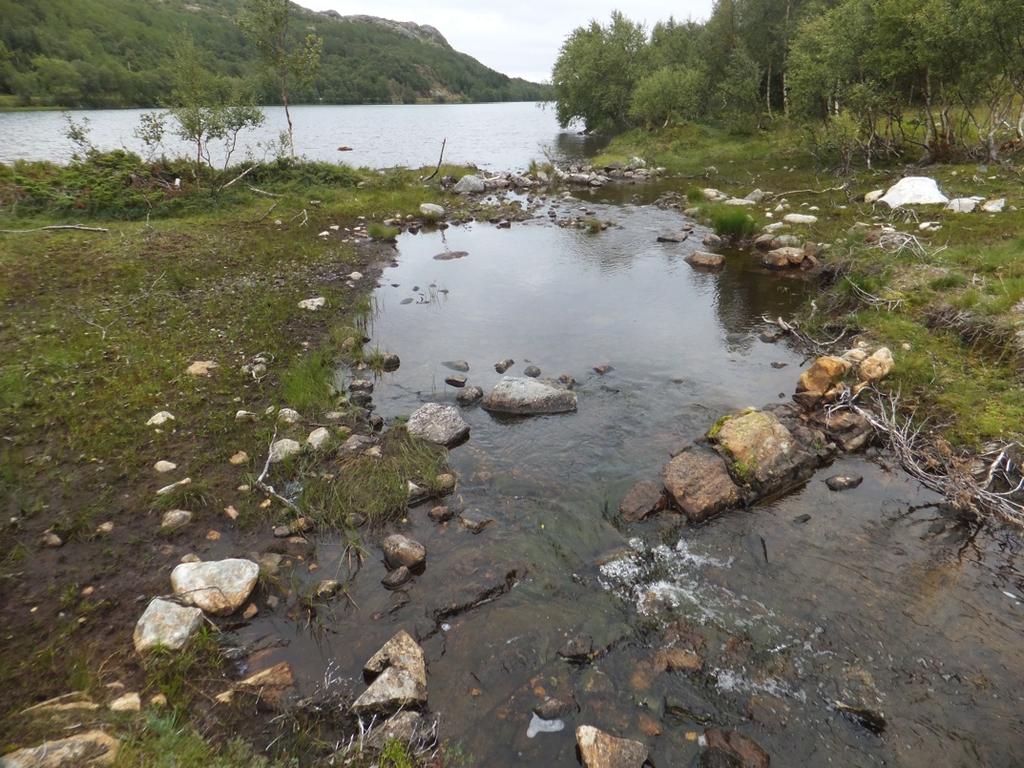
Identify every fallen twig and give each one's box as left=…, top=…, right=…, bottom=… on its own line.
left=256, top=426, right=301, bottom=514
left=761, top=314, right=849, bottom=354
left=251, top=201, right=279, bottom=224
left=768, top=183, right=848, bottom=200
left=0, top=224, right=108, bottom=234
left=247, top=185, right=282, bottom=198
left=220, top=163, right=260, bottom=192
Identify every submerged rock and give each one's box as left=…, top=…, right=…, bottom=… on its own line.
left=442, top=360, right=470, bottom=372
left=133, top=599, right=204, bottom=653
left=482, top=377, right=577, bottom=415
left=523, top=365, right=542, bottom=378
left=170, top=558, right=259, bottom=615
left=826, top=474, right=863, bottom=491
left=618, top=480, right=668, bottom=523
left=662, top=446, right=742, bottom=524
left=576, top=725, right=648, bottom=768
left=456, top=386, right=484, bottom=406
left=406, top=403, right=470, bottom=446
left=494, top=358, right=515, bottom=374
left=703, top=729, right=770, bottom=768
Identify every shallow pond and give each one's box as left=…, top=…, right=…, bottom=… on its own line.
left=239, top=189, right=1024, bottom=767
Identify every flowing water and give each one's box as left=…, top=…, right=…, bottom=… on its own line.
left=0, top=102, right=603, bottom=169
left=235, top=185, right=1024, bottom=766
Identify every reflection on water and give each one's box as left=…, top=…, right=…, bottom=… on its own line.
left=234, top=195, right=1023, bottom=767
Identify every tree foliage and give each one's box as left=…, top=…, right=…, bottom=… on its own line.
left=0, top=0, right=550, bottom=108
left=552, top=0, right=1024, bottom=163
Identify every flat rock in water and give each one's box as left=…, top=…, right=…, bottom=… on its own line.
left=482, top=377, right=577, bottom=415
left=703, top=729, right=770, bottom=768
left=0, top=730, right=120, bottom=767
left=576, top=725, right=648, bottom=768
left=662, top=446, right=742, bottom=524
left=618, top=480, right=667, bottom=523
left=133, top=598, right=204, bottom=652
left=444, top=374, right=467, bottom=388
left=382, top=566, right=412, bottom=589
left=433, top=250, right=468, bottom=260
left=879, top=177, right=949, bottom=208
left=442, top=360, right=470, bottom=372
left=406, top=403, right=469, bottom=446
left=826, top=474, right=863, bottom=491
left=686, top=251, right=726, bottom=269
left=382, top=534, right=426, bottom=569
left=170, top=558, right=259, bottom=615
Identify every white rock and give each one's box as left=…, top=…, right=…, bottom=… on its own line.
left=879, top=177, right=949, bottom=208
left=235, top=409, right=258, bottom=422
left=109, top=692, right=141, bottom=712
left=406, top=403, right=470, bottom=447
left=982, top=198, right=1006, bottom=213
left=419, top=203, right=445, bottom=218
left=453, top=174, right=485, bottom=194
left=146, top=411, right=174, bottom=427
left=268, top=438, right=302, bottom=463
left=153, top=460, right=177, bottom=473
left=946, top=197, right=978, bottom=213
left=482, top=377, right=577, bottom=415
left=348, top=271, right=363, bottom=280
left=864, top=189, right=885, bottom=203
left=724, top=197, right=756, bottom=206
left=763, top=222, right=786, bottom=233
left=0, top=730, right=120, bottom=767
left=307, top=427, right=330, bottom=450
left=745, top=188, right=766, bottom=202
left=133, top=598, right=203, bottom=652
left=297, top=297, right=326, bottom=311
left=185, top=360, right=218, bottom=377
left=277, top=407, right=301, bottom=425
left=170, top=558, right=259, bottom=615
left=783, top=213, right=818, bottom=225
left=160, top=509, right=192, bottom=530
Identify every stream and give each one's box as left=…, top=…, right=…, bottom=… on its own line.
left=238, top=185, right=1024, bottom=767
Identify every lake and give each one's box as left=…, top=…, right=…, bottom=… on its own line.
left=0, top=102, right=607, bottom=170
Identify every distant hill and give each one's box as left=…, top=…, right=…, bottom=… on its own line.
left=0, top=0, right=551, bottom=108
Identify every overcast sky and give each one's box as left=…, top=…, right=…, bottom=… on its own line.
left=302, top=1, right=717, bottom=83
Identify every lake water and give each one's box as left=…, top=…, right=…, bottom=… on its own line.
left=0, top=102, right=606, bottom=170
left=233, top=182, right=1024, bottom=766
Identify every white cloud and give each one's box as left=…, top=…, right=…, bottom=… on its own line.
left=301, top=0, right=715, bottom=82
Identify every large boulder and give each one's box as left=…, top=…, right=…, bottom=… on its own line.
left=576, top=725, right=648, bottom=768
left=878, top=177, right=948, bottom=208
left=406, top=403, right=469, bottom=447
left=453, top=174, right=485, bottom=194
left=710, top=410, right=817, bottom=497
left=662, top=446, right=742, bottom=524
left=0, top=730, right=119, bottom=767
left=352, top=630, right=427, bottom=715
left=170, top=558, right=259, bottom=615
left=133, top=598, right=204, bottom=653
left=481, top=377, right=577, bottom=415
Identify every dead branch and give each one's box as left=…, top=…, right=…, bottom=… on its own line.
left=761, top=314, right=849, bottom=354
left=219, top=163, right=260, bottom=192
left=420, top=137, right=447, bottom=182
left=251, top=201, right=279, bottom=224
left=0, top=224, right=109, bottom=234
left=256, top=426, right=301, bottom=514
left=844, top=277, right=904, bottom=312
left=768, top=184, right=848, bottom=200
left=830, top=389, right=1024, bottom=527
left=247, top=185, right=282, bottom=198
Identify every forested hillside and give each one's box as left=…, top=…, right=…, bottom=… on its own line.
left=0, top=0, right=548, bottom=108
left=553, top=0, right=1024, bottom=163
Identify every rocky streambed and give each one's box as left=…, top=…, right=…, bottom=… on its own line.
left=12, top=183, right=1023, bottom=767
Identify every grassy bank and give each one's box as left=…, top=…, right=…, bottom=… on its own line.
left=0, top=153, right=485, bottom=764
left=597, top=123, right=1024, bottom=449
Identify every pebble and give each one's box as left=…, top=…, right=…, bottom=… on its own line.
left=154, top=460, right=177, bottom=473
left=229, top=451, right=249, bottom=465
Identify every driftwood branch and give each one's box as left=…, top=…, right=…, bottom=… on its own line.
left=220, top=163, right=260, bottom=192
left=768, top=184, right=847, bottom=200
left=247, top=185, right=282, bottom=198
left=420, top=137, right=447, bottom=182
left=251, top=201, right=279, bottom=224
left=0, top=224, right=109, bottom=234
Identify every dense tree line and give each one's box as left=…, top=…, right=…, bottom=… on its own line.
left=553, top=0, right=1024, bottom=163
left=0, top=0, right=548, bottom=109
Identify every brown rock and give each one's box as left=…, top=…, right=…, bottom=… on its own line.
left=382, top=534, right=426, bottom=570
left=686, top=251, right=726, bottom=269
left=658, top=647, right=703, bottom=672
left=618, top=480, right=667, bottom=523
left=662, top=446, right=742, bottom=523
left=796, top=356, right=851, bottom=395
left=0, top=730, right=119, bottom=766
left=704, top=729, right=770, bottom=768
left=859, top=347, right=894, bottom=382
left=576, top=725, right=648, bottom=768
left=762, top=246, right=807, bottom=269
left=712, top=410, right=816, bottom=496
